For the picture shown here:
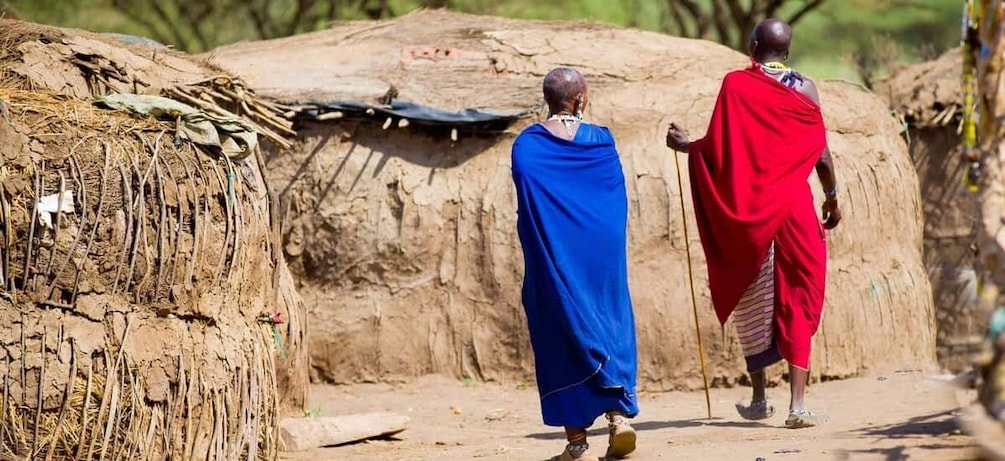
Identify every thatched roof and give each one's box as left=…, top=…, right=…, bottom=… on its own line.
left=0, top=21, right=207, bottom=97
left=877, top=48, right=961, bottom=129
left=0, top=20, right=296, bottom=147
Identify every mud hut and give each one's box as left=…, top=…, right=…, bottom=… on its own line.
left=878, top=48, right=983, bottom=372
left=0, top=22, right=306, bottom=459
left=207, top=10, right=936, bottom=390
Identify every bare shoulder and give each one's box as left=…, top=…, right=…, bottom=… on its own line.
left=793, top=75, right=821, bottom=106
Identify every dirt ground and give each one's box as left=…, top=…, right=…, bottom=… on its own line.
left=282, top=371, right=983, bottom=460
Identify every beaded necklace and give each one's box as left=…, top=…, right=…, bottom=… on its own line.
left=761, top=61, right=789, bottom=72
left=546, top=113, right=582, bottom=136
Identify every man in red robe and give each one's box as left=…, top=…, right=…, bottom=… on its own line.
left=665, top=18, right=841, bottom=429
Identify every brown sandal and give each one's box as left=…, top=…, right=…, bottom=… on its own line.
left=605, top=412, right=637, bottom=458
left=784, top=410, right=824, bottom=429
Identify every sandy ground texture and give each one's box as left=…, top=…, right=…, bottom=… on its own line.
left=282, top=372, right=983, bottom=461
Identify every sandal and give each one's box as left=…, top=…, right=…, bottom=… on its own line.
left=784, top=409, right=824, bottom=429
left=552, top=442, right=599, bottom=461
left=605, top=412, right=637, bottom=458
left=735, top=399, right=775, bottom=421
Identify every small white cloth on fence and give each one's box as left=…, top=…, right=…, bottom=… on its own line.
left=35, top=190, right=75, bottom=228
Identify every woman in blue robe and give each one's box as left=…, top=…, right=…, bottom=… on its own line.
left=511, top=67, right=639, bottom=461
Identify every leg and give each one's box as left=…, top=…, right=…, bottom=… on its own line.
left=736, top=367, right=775, bottom=420
left=784, top=363, right=825, bottom=428
left=555, top=427, right=596, bottom=461
left=751, top=368, right=767, bottom=403
left=788, top=364, right=808, bottom=413
left=772, top=197, right=826, bottom=374
left=564, top=427, right=588, bottom=443
left=541, top=378, right=636, bottom=460
left=733, top=244, right=780, bottom=422
left=772, top=200, right=826, bottom=429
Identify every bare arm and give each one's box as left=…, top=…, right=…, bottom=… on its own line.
left=816, top=148, right=837, bottom=196
left=797, top=79, right=837, bottom=196
left=797, top=78, right=841, bottom=229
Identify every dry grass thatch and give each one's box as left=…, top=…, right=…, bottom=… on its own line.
left=1, top=322, right=279, bottom=460
left=0, top=85, right=286, bottom=461
left=0, top=20, right=307, bottom=461
left=877, top=48, right=962, bottom=129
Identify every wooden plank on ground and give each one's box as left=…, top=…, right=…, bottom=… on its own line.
left=279, top=413, right=410, bottom=452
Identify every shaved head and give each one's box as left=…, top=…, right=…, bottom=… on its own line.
left=543, top=67, right=587, bottom=114
left=749, top=18, right=792, bottom=61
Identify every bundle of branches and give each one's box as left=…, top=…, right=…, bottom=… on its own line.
left=163, top=76, right=296, bottom=149
left=70, top=49, right=150, bottom=97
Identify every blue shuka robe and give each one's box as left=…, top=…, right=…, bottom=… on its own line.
left=511, top=122, right=639, bottom=428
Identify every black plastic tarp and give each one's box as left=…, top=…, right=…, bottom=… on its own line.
left=291, top=100, right=536, bottom=135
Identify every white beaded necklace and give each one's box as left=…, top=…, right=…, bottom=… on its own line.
left=547, top=113, right=582, bottom=136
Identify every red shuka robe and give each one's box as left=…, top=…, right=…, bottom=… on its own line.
left=687, top=66, right=828, bottom=369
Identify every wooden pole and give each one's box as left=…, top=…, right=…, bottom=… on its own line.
left=673, top=149, right=712, bottom=420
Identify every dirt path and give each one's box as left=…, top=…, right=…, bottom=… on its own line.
left=283, top=372, right=981, bottom=460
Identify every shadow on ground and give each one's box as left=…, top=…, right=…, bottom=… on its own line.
left=525, top=417, right=764, bottom=441
left=847, top=410, right=960, bottom=438
left=834, top=410, right=978, bottom=460
left=831, top=444, right=979, bottom=461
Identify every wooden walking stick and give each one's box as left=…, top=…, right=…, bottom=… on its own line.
left=673, top=149, right=713, bottom=420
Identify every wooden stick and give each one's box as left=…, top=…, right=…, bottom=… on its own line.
left=124, top=139, right=149, bottom=301
left=140, top=405, right=157, bottom=461
left=190, top=380, right=208, bottom=461
left=0, top=186, right=6, bottom=291
left=1, top=353, right=8, bottom=432
left=182, top=364, right=196, bottom=460
left=42, top=172, right=66, bottom=280
left=111, top=162, right=133, bottom=295
left=75, top=361, right=94, bottom=460
left=47, top=339, right=76, bottom=460
left=673, top=150, right=712, bottom=420
left=222, top=156, right=240, bottom=283
left=19, top=312, right=26, bottom=406
left=159, top=150, right=184, bottom=304
left=166, top=89, right=292, bottom=148
left=153, top=155, right=167, bottom=301
left=1, top=182, right=9, bottom=291
left=23, top=161, right=42, bottom=291
left=173, top=146, right=200, bottom=294
left=85, top=351, right=113, bottom=460
left=208, top=159, right=231, bottom=286
left=316, top=111, right=343, bottom=121
left=31, top=328, right=45, bottom=457
left=46, top=156, right=87, bottom=302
